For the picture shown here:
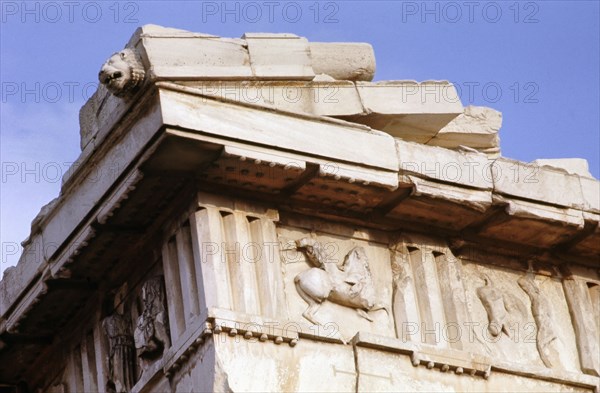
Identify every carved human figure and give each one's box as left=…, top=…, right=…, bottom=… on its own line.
left=518, top=274, right=562, bottom=368
left=98, top=48, right=146, bottom=98
left=294, top=237, right=387, bottom=324
left=477, top=275, right=511, bottom=337
left=134, top=276, right=170, bottom=370
left=102, top=313, right=136, bottom=393
left=476, top=274, right=527, bottom=339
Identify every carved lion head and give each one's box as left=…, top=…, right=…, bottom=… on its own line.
left=98, top=48, right=145, bottom=98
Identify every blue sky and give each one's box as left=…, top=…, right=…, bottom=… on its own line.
left=1, top=0, right=599, bottom=273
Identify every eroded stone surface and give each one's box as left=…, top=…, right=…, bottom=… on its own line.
left=533, top=158, right=594, bottom=178
left=428, top=105, right=502, bottom=157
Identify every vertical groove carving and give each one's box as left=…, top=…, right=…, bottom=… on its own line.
left=407, top=247, right=445, bottom=345
left=81, top=331, right=98, bottom=392
left=434, top=251, right=470, bottom=351
left=189, top=203, right=286, bottom=318
left=563, top=278, right=600, bottom=376
left=221, top=212, right=261, bottom=315
left=187, top=220, right=205, bottom=317
left=93, top=320, right=109, bottom=393
left=189, top=207, right=233, bottom=311
left=67, top=346, right=84, bottom=393
left=161, top=239, right=185, bottom=340
left=248, top=217, right=288, bottom=320
left=391, top=244, right=420, bottom=342
left=175, top=224, right=201, bottom=322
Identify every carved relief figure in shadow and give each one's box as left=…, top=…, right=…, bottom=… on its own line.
left=102, top=312, right=136, bottom=393
left=134, top=276, right=171, bottom=372
left=98, top=48, right=146, bottom=98
left=390, top=246, right=417, bottom=342
left=518, top=274, right=563, bottom=368
left=294, top=237, right=388, bottom=325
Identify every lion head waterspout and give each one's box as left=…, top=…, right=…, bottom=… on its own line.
left=98, top=48, right=145, bottom=98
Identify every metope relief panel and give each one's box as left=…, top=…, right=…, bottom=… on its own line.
left=134, top=276, right=171, bottom=373
left=102, top=313, right=136, bottom=393
left=517, top=272, right=580, bottom=372
left=463, top=264, right=544, bottom=365
left=96, top=273, right=172, bottom=391
left=462, top=261, right=580, bottom=373
left=278, top=226, right=394, bottom=341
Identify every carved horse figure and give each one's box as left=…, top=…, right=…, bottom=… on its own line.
left=294, top=237, right=388, bottom=325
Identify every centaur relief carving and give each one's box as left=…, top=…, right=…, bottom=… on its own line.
left=476, top=270, right=566, bottom=369
left=294, top=237, right=387, bottom=325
